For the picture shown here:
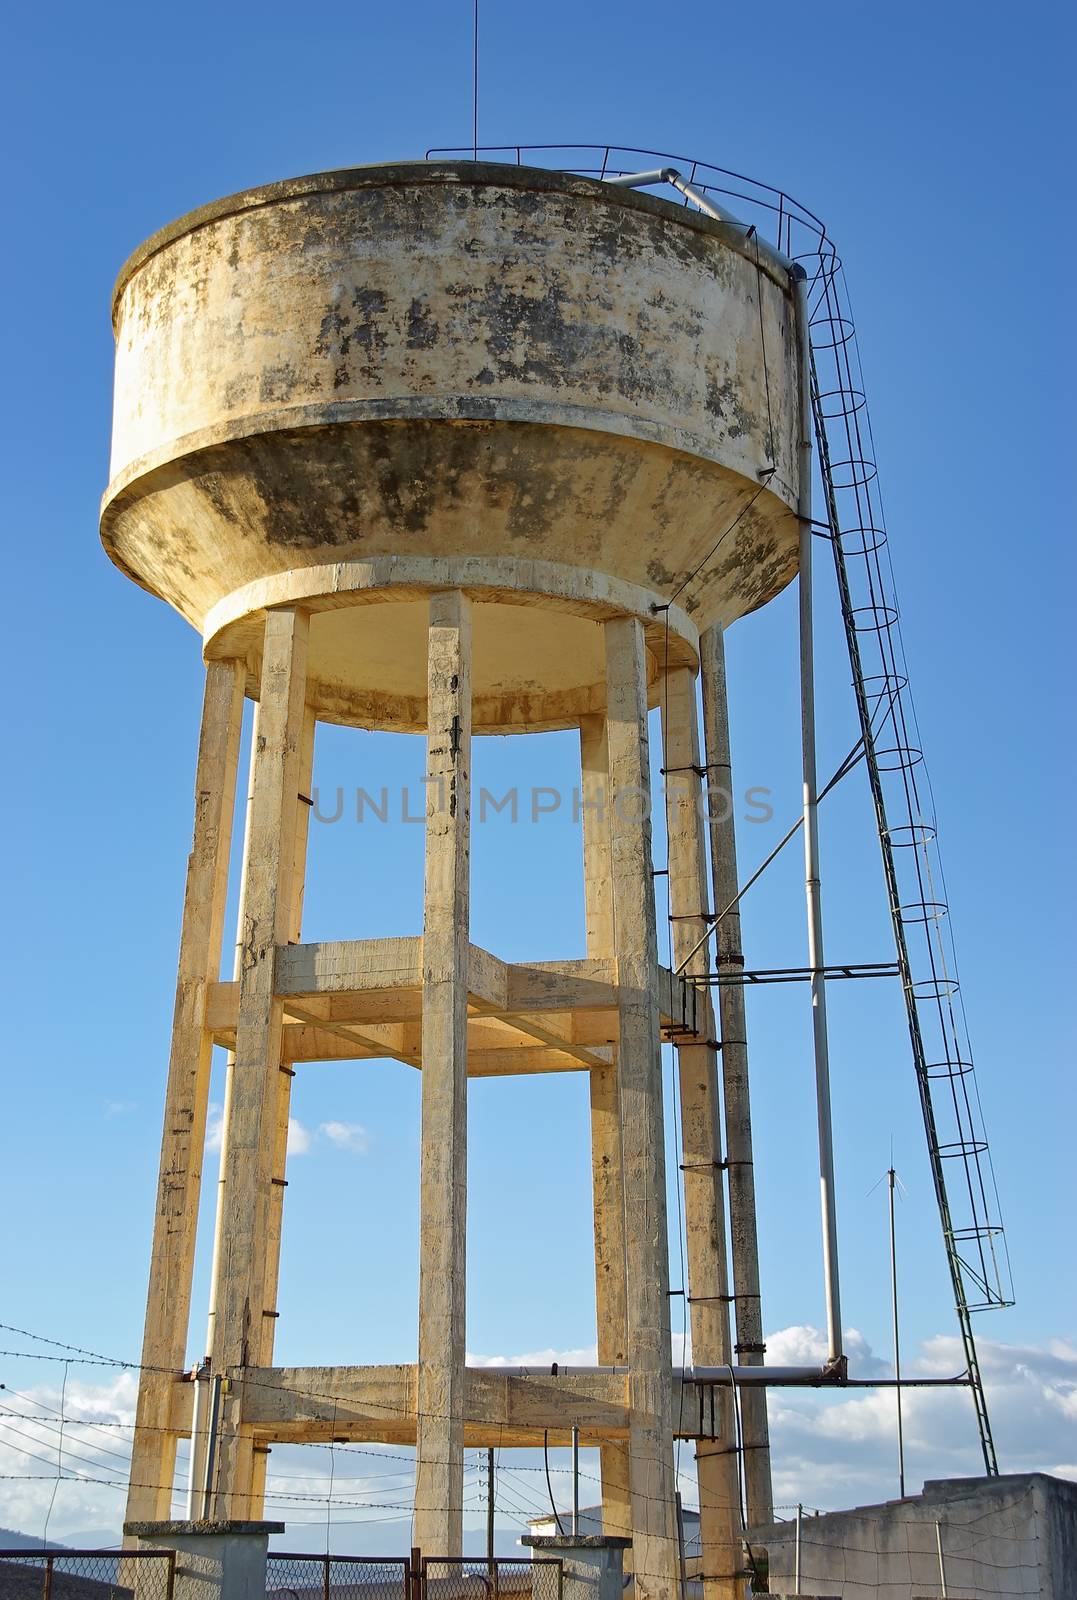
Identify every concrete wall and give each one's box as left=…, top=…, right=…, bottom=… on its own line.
left=755, top=1474, right=1077, bottom=1599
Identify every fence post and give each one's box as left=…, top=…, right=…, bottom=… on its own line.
left=323, top=1555, right=331, bottom=1600
left=411, top=1547, right=423, bottom=1600
left=43, top=1557, right=53, bottom=1600
left=165, top=1550, right=177, bottom=1600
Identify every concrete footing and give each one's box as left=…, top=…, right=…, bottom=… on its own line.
left=125, top=1520, right=284, bottom=1600
left=523, top=1533, right=631, bottom=1600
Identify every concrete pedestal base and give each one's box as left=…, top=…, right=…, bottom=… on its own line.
left=523, top=1534, right=631, bottom=1600
left=125, top=1520, right=284, bottom=1600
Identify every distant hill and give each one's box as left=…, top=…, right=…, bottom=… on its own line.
left=0, top=1530, right=70, bottom=1551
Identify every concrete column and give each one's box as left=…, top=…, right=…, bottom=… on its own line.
left=603, top=616, right=679, bottom=1600
left=126, top=660, right=245, bottom=1526
left=699, top=624, right=773, bottom=1528
left=250, top=706, right=317, bottom=1511
left=414, top=590, right=472, bottom=1556
left=661, top=666, right=744, bottom=1600
left=209, top=608, right=310, bottom=1518
left=579, top=714, right=632, bottom=1546
left=125, top=1521, right=283, bottom=1600
left=523, top=1534, right=631, bottom=1600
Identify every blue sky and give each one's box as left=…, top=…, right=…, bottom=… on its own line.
left=0, top=0, right=1073, bottom=1552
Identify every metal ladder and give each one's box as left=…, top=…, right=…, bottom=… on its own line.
left=803, top=247, right=1012, bottom=1472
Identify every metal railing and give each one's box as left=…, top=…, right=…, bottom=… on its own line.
left=0, top=1551, right=175, bottom=1600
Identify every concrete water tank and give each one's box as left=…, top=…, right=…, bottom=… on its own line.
left=110, top=160, right=803, bottom=1598
left=102, top=161, right=800, bottom=731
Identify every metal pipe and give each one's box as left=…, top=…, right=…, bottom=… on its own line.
left=462, top=1363, right=968, bottom=1388
left=571, top=1425, right=579, bottom=1535
left=185, top=1364, right=209, bottom=1520
left=794, top=268, right=844, bottom=1369
left=605, top=167, right=677, bottom=188
left=675, top=1492, right=688, bottom=1600
left=604, top=167, right=794, bottom=277
left=486, top=1447, right=495, bottom=1568
left=889, top=1168, right=906, bottom=1497
left=794, top=1503, right=802, bottom=1592
left=935, top=1520, right=948, bottom=1597
left=200, top=1373, right=223, bottom=1519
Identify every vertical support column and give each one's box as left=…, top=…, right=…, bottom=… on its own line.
left=414, top=590, right=472, bottom=1557
left=603, top=617, right=679, bottom=1600
left=698, top=625, right=772, bottom=1528
left=250, top=706, right=318, bottom=1509
left=209, top=608, right=309, bottom=1519
left=126, top=659, right=245, bottom=1526
left=579, top=715, right=631, bottom=1546
left=192, top=717, right=261, bottom=1507
left=661, top=668, right=743, bottom=1600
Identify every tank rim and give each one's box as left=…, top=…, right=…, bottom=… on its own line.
left=111, top=158, right=795, bottom=326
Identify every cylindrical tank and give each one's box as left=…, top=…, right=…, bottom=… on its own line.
left=102, top=161, right=801, bottom=731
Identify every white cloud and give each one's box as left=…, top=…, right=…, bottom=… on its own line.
left=0, top=1370, right=148, bottom=1543
left=205, top=1103, right=224, bottom=1154
left=286, top=1119, right=312, bottom=1156
left=468, top=1343, right=600, bottom=1368
left=204, top=1104, right=312, bottom=1157
left=319, top=1121, right=369, bottom=1154
left=466, top=1327, right=1077, bottom=1517
left=4, top=1329, right=1072, bottom=1543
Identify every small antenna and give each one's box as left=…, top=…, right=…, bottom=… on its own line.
left=472, top=0, right=479, bottom=161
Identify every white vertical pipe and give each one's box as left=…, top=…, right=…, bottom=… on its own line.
left=794, top=268, right=844, bottom=1367
left=185, top=1366, right=208, bottom=1520
left=571, top=1425, right=580, bottom=1536
left=794, top=1502, right=802, bottom=1591
left=935, top=1519, right=948, bottom=1597
left=890, top=1168, right=906, bottom=1496
left=200, top=1374, right=224, bottom=1519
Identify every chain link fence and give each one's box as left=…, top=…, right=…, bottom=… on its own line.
left=421, top=1559, right=561, bottom=1600
left=266, top=1557, right=411, bottom=1600
left=0, top=1552, right=175, bottom=1600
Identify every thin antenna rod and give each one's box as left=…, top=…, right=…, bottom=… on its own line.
left=889, top=1165, right=906, bottom=1497
left=472, top=0, right=479, bottom=160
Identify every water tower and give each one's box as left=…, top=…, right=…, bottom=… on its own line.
left=105, top=160, right=810, bottom=1600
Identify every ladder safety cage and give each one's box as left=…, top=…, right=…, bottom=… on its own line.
left=424, top=143, right=1014, bottom=1476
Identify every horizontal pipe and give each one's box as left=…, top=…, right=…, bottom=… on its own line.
left=466, top=1364, right=970, bottom=1389
left=467, top=1363, right=971, bottom=1389
left=605, top=168, right=677, bottom=189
